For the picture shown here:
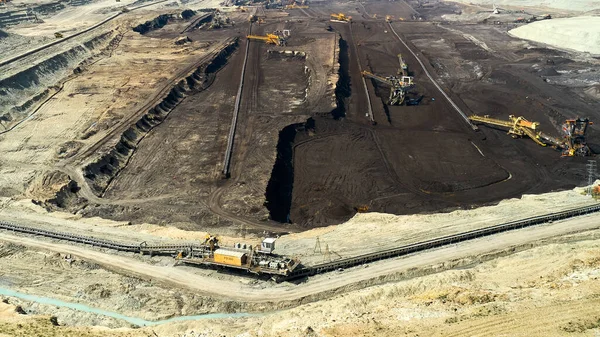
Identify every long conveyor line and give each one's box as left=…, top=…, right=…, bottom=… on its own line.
left=282, top=203, right=600, bottom=280
left=0, top=220, right=201, bottom=254
left=2, top=202, right=600, bottom=281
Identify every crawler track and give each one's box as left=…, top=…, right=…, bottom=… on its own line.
left=2, top=204, right=600, bottom=281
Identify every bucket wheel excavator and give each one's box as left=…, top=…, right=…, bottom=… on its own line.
left=330, top=13, right=351, bottom=23
left=397, top=54, right=408, bottom=76
left=469, top=114, right=593, bottom=156
left=361, top=71, right=414, bottom=105
left=247, top=33, right=286, bottom=46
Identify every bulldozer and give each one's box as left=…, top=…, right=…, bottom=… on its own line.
left=330, top=13, right=351, bottom=23
left=54, top=32, right=63, bottom=38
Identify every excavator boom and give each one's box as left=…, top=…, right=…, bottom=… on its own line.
left=469, top=115, right=513, bottom=129
left=468, top=114, right=592, bottom=155
left=397, top=54, right=408, bottom=76
left=361, top=70, right=393, bottom=86
left=330, top=13, right=351, bottom=22
left=247, top=34, right=284, bottom=46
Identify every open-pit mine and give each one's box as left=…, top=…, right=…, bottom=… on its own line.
left=1, top=0, right=600, bottom=335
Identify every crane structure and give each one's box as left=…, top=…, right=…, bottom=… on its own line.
left=397, top=54, right=408, bottom=76
left=330, top=13, right=351, bottom=23
left=362, top=70, right=414, bottom=105
left=562, top=118, right=592, bottom=156
left=469, top=115, right=592, bottom=156
left=247, top=33, right=286, bottom=46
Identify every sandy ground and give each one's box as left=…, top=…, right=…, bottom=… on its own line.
left=6, top=0, right=171, bottom=38
left=510, top=16, right=600, bottom=54
left=0, top=21, right=216, bottom=197
left=1, top=1, right=600, bottom=336
left=278, top=185, right=599, bottom=265
left=1, top=224, right=600, bottom=336
left=2, top=193, right=600, bottom=305
left=444, top=0, right=600, bottom=12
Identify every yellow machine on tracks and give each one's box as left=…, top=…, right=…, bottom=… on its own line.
left=330, top=13, right=351, bottom=23
left=247, top=33, right=285, bottom=46
left=361, top=70, right=414, bottom=105
left=469, top=114, right=592, bottom=156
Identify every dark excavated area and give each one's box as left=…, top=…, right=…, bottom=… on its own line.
left=264, top=123, right=300, bottom=223
left=50, top=4, right=599, bottom=233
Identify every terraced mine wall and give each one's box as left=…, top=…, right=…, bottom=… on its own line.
left=331, top=36, right=350, bottom=119
left=0, top=30, right=119, bottom=129
left=83, top=41, right=238, bottom=197
left=133, top=14, right=174, bottom=34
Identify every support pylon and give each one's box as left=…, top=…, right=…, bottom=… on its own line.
left=314, top=237, right=322, bottom=254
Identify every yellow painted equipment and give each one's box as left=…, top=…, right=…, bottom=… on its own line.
left=213, top=249, right=247, bottom=266
left=247, top=34, right=285, bottom=46
left=469, top=114, right=569, bottom=151
left=397, top=54, right=408, bottom=76
left=469, top=114, right=548, bottom=146
left=330, top=13, right=351, bottom=22
left=386, top=15, right=393, bottom=22
left=355, top=205, right=369, bottom=213
left=361, top=70, right=414, bottom=105
left=54, top=32, right=64, bottom=38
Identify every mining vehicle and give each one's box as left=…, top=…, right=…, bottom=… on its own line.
left=561, top=118, right=592, bottom=156
left=247, top=33, right=285, bottom=46
left=330, top=13, right=351, bottom=23
left=469, top=115, right=593, bottom=156
left=361, top=70, right=414, bottom=105
left=179, top=235, right=300, bottom=277
left=397, top=53, right=408, bottom=76
left=54, top=32, right=63, bottom=38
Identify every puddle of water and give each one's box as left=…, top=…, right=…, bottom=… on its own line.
left=0, top=287, right=259, bottom=326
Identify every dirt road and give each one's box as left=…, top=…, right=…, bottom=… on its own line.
left=1, top=212, right=599, bottom=304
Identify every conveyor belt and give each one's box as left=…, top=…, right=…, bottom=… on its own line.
left=280, top=203, right=600, bottom=280
left=2, top=203, right=600, bottom=281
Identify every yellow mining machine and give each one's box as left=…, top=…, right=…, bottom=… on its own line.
left=561, top=118, right=593, bottom=156
left=247, top=33, right=286, bottom=46
left=330, top=13, right=351, bottom=23
left=385, top=15, right=393, bottom=22
left=397, top=53, right=408, bottom=76
left=179, top=235, right=300, bottom=278
left=361, top=70, right=414, bottom=105
left=54, top=32, right=64, bottom=38
left=354, top=205, right=369, bottom=213
left=469, top=115, right=593, bottom=156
